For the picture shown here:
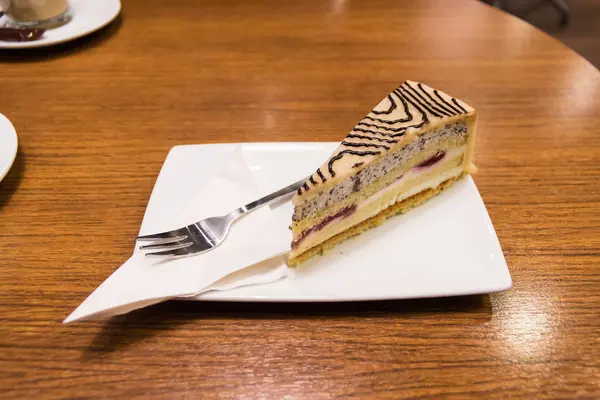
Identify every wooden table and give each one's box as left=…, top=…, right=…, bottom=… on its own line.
left=2, top=0, right=599, bottom=398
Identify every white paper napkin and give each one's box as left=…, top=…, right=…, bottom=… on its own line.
left=64, top=146, right=291, bottom=323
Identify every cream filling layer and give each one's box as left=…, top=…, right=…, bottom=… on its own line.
left=358, top=145, right=466, bottom=209
left=357, top=165, right=464, bottom=213
left=291, top=146, right=466, bottom=256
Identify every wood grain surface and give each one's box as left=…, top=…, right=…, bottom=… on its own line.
left=1, top=0, right=599, bottom=398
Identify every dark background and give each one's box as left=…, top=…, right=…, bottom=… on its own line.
left=493, top=0, right=600, bottom=68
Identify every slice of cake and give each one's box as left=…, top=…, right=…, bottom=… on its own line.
left=288, top=81, right=477, bottom=266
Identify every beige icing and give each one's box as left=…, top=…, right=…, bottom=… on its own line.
left=294, top=80, right=475, bottom=203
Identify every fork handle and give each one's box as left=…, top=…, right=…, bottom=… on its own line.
left=229, top=177, right=307, bottom=219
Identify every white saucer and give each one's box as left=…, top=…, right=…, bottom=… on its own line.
left=145, top=143, right=512, bottom=303
left=0, top=113, right=18, bottom=182
left=0, top=0, right=121, bottom=49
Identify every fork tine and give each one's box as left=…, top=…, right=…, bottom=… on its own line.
left=144, top=243, right=204, bottom=257
left=137, top=235, right=188, bottom=248
left=136, top=227, right=189, bottom=241
left=139, top=238, right=193, bottom=251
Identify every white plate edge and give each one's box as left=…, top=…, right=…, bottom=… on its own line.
left=0, top=113, right=18, bottom=182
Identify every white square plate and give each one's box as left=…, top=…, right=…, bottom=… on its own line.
left=147, top=143, right=511, bottom=302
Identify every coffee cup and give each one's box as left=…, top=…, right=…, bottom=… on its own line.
left=0, top=0, right=71, bottom=29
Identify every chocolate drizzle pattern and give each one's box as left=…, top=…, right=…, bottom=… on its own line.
left=327, top=150, right=381, bottom=178
left=452, top=98, right=468, bottom=113
left=341, top=141, right=391, bottom=150
left=345, top=134, right=396, bottom=144
left=370, top=95, right=396, bottom=115
left=316, top=168, right=327, bottom=182
left=296, top=81, right=472, bottom=195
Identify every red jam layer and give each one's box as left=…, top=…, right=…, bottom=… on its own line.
left=291, top=205, right=357, bottom=250
left=415, top=151, right=446, bottom=169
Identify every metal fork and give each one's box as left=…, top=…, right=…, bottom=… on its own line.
left=136, top=177, right=306, bottom=257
